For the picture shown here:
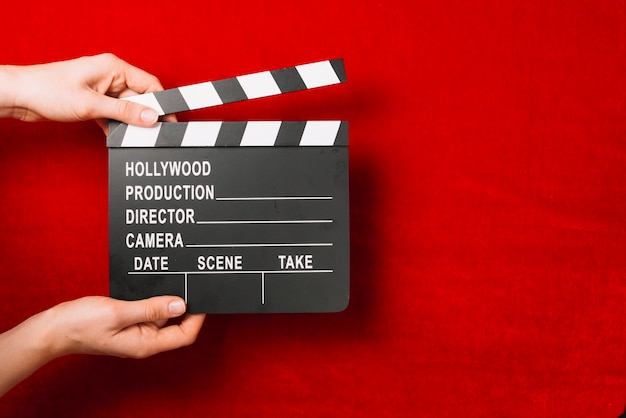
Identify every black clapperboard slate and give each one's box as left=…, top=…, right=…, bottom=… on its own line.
left=107, top=59, right=349, bottom=313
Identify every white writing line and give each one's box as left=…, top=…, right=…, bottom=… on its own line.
left=186, top=243, right=333, bottom=248
left=261, top=272, right=265, bottom=305
left=184, top=273, right=188, bottom=303
left=128, top=270, right=334, bottom=275
left=216, top=196, right=332, bottom=201
left=196, top=220, right=333, bottom=225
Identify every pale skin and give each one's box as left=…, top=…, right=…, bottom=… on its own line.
left=0, top=53, right=205, bottom=397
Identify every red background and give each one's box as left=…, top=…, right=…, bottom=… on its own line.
left=0, top=1, right=625, bottom=416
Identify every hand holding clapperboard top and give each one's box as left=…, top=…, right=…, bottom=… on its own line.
left=108, top=59, right=349, bottom=313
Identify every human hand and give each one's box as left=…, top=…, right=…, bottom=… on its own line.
left=0, top=53, right=175, bottom=133
left=0, top=295, right=204, bottom=396
left=43, top=296, right=205, bottom=359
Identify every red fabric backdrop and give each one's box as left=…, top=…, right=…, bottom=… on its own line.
left=0, top=1, right=625, bottom=416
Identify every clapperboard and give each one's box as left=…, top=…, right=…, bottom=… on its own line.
left=108, top=59, right=349, bottom=313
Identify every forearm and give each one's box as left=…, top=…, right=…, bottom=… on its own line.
left=0, top=309, right=59, bottom=397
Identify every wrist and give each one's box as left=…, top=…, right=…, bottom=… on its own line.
left=0, top=308, right=63, bottom=396
left=24, top=308, right=65, bottom=361
left=37, top=304, right=78, bottom=358
left=0, top=65, right=21, bottom=119
left=0, top=309, right=62, bottom=375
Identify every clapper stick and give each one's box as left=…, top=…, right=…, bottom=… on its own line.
left=121, top=59, right=346, bottom=116
left=108, top=58, right=349, bottom=313
left=108, top=121, right=348, bottom=148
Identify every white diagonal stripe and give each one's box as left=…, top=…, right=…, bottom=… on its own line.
left=178, top=82, right=223, bottom=110
left=122, top=93, right=165, bottom=116
left=300, top=121, right=341, bottom=146
left=181, top=122, right=222, bottom=146
left=121, top=123, right=162, bottom=147
left=240, top=121, right=281, bottom=146
left=296, top=61, right=341, bottom=89
left=237, top=71, right=281, bottom=99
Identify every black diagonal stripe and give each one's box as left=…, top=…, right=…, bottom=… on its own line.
left=330, top=59, right=347, bottom=83
left=274, top=121, right=306, bottom=146
left=215, top=122, right=247, bottom=146
left=155, top=122, right=188, bottom=147
left=153, top=89, right=190, bottom=115
left=107, top=121, right=128, bottom=147
left=212, top=78, right=248, bottom=104
left=334, top=121, right=349, bottom=146
left=270, top=67, right=308, bottom=94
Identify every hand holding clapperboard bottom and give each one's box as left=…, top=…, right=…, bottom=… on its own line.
left=108, top=59, right=350, bottom=313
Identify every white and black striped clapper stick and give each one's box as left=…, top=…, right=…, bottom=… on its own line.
left=108, top=59, right=347, bottom=147
left=108, top=121, right=348, bottom=148
left=122, top=58, right=346, bottom=116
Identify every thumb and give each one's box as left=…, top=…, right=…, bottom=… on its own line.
left=118, top=296, right=187, bottom=326
left=91, top=94, right=159, bottom=126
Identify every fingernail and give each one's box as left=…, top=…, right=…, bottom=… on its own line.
left=140, top=108, right=158, bottom=124
left=168, top=300, right=186, bottom=315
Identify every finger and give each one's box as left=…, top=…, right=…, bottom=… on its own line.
left=93, top=114, right=174, bottom=135
left=180, top=314, right=206, bottom=331
left=116, top=89, right=178, bottom=123
left=118, top=59, right=164, bottom=94
left=146, top=314, right=206, bottom=354
left=117, top=88, right=142, bottom=99
left=162, top=114, right=178, bottom=122
left=116, top=296, right=188, bottom=326
left=95, top=118, right=108, bottom=134
left=154, top=318, right=170, bottom=328
left=90, top=93, right=159, bottom=126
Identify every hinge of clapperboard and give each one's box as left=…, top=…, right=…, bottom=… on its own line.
left=106, top=59, right=346, bottom=147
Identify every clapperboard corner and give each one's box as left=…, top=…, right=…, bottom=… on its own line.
left=107, top=59, right=350, bottom=314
